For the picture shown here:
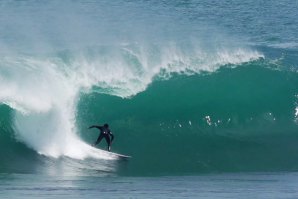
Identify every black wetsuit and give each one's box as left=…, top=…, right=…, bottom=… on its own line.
left=89, top=125, right=114, bottom=151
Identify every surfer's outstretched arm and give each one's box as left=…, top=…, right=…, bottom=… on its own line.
left=88, top=125, right=102, bottom=129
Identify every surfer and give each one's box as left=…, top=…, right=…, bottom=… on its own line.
left=88, top=123, right=114, bottom=151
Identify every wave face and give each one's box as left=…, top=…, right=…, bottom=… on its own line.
left=76, top=61, right=298, bottom=175
left=0, top=0, right=298, bottom=175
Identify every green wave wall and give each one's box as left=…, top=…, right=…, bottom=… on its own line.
left=77, top=61, right=298, bottom=175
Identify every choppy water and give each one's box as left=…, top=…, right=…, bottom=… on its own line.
left=1, top=172, right=298, bottom=199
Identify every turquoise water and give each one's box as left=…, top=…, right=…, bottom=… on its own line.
left=0, top=0, right=298, bottom=197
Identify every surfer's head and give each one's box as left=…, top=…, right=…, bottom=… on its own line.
left=104, top=123, right=109, bottom=128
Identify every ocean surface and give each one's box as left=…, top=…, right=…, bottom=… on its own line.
left=1, top=0, right=298, bottom=198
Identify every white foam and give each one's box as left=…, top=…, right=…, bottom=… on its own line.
left=269, top=42, right=298, bottom=49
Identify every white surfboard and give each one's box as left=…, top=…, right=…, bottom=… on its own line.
left=107, top=151, right=131, bottom=159
left=90, top=144, right=131, bottom=159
